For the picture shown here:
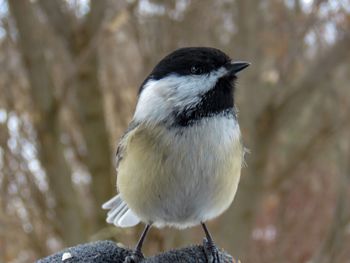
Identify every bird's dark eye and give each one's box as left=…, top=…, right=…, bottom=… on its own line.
left=190, top=66, right=203, bottom=75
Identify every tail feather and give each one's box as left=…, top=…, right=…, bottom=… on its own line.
left=106, top=203, right=126, bottom=224
left=102, top=195, right=122, bottom=210
left=112, top=205, right=128, bottom=225
left=118, top=209, right=140, bottom=227
left=102, top=194, right=140, bottom=228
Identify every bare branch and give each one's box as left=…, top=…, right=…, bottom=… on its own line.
left=275, top=33, right=350, bottom=121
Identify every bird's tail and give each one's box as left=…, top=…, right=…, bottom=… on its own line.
left=102, top=194, right=140, bottom=227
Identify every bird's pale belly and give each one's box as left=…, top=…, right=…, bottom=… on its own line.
left=117, top=117, right=243, bottom=228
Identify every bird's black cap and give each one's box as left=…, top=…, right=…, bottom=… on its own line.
left=139, top=47, right=248, bottom=94
left=150, top=47, right=232, bottom=80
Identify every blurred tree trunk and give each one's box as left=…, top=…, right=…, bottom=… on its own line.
left=8, top=1, right=86, bottom=245
left=225, top=108, right=274, bottom=259
left=310, top=142, right=350, bottom=263
left=37, top=0, right=115, bottom=231
left=310, top=173, right=349, bottom=263
left=71, top=31, right=115, bottom=231
left=70, top=2, right=115, bottom=231
left=218, top=0, right=269, bottom=259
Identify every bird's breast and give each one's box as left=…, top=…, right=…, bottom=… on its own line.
left=117, top=114, right=243, bottom=228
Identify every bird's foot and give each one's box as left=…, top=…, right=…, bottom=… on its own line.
left=203, top=238, right=221, bottom=263
left=123, top=250, right=144, bottom=263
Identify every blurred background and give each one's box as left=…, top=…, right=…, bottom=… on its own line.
left=0, top=0, right=350, bottom=262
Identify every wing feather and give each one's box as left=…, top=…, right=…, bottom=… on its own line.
left=102, top=121, right=142, bottom=228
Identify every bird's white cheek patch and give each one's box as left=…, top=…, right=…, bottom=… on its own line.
left=134, top=79, right=175, bottom=124
left=134, top=67, right=228, bottom=124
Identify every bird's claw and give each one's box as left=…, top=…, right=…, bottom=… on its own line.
left=203, top=238, right=221, bottom=263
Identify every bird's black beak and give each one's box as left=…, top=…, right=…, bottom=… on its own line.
left=225, top=61, right=250, bottom=77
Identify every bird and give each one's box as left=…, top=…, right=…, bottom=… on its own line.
left=102, top=47, right=249, bottom=263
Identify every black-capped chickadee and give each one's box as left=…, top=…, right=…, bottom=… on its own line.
left=103, top=47, right=250, bottom=262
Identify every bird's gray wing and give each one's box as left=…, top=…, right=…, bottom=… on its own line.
left=102, top=120, right=142, bottom=228
left=115, top=120, right=140, bottom=168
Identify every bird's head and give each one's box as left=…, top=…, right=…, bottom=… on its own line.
left=134, top=47, right=250, bottom=126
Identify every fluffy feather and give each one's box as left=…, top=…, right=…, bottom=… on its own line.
left=102, top=194, right=140, bottom=227
left=117, top=113, right=243, bottom=229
